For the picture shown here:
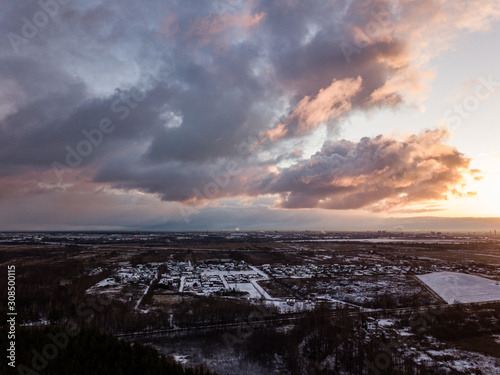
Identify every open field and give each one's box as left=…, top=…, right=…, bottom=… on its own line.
left=417, top=271, right=500, bottom=303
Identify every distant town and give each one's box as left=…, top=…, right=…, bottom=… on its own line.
left=1, top=229, right=498, bottom=245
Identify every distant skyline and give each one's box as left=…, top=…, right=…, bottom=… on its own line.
left=1, top=0, right=500, bottom=231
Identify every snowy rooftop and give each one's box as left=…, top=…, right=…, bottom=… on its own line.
left=417, top=271, right=500, bottom=304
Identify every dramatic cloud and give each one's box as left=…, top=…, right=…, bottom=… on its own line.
left=0, top=0, right=498, bottom=229
left=260, top=128, right=476, bottom=211
left=262, top=77, right=363, bottom=141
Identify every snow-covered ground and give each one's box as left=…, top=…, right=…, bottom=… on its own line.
left=250, top=279, right=273, bottom=300
left=265, top=299, right=316, bottom=313
left=412, top=348, right=500, bottom=374
left=172, top=355, right=189, bottom=364
left=86, top=264, right=158, bottom=306
left=229, top=282, right=262, bottom=299
left=417, top=271, right=500, bottom=304
left=249, top=265, right=269, bottom=279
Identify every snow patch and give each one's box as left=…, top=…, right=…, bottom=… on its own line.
left=417, top=271, right=500, bottom=304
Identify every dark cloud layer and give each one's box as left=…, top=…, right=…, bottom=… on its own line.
left=260, top=129, right=473, bottom=211
left=0, top=0, right=494, bottom=227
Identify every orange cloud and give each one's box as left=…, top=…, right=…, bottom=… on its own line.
left=292, top=76, right=363, bottom=132
left=262, top=77, right=363, bottom=142
left=260, top=128, right=476, bottom=211
left=394, top=0, right=500, bottom=62
left=162, top=14, right=179, bottom=39
left=260, top=122, right=288, bottom=142
left=345, top=0, right=500, bottom=107
left=188, top=11, right=266, bottom=44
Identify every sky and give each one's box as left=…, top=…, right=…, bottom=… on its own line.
left=1, top=0, right=500, bottom=232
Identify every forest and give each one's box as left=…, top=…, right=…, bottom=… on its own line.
left=0, top=327, right=217, bottom=375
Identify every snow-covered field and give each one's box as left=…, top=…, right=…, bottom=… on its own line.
left=417, top=271, right=500, bottom=304
left=229, top=282, right=262, bottom=299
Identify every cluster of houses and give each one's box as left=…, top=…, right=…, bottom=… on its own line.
left=86, top=254, right=498, bottom=309
left=157, top=260, right=263, bottom=296
left=114, top=264, right=158, bottom=284
left=260, top=262, right=450, bottom=279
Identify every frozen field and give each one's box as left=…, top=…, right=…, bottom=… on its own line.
left=417, top=271, right=500, bottom=304
left=229, top=282, right=262, bottom=299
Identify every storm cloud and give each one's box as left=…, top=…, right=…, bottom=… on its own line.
left=0, top=0, right=497, bottom=229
